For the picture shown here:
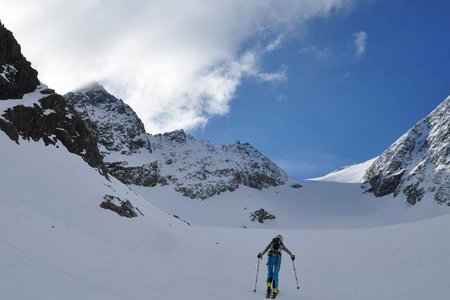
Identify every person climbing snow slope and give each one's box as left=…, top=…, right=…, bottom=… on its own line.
left=257, top=234, right=295, bottom=298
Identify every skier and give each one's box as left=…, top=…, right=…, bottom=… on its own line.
left=257, top=234, right=295, bottom=298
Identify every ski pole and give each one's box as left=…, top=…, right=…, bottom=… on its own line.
left=253, top=257, right=261, bottom=293
left=292, top=259, right=300, bottom=290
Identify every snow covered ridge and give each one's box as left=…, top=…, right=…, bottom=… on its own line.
left=146, top=133, right=289, bottom=199
left=309, top=158, right=377, bottom=183
left=364, top=95, right=450, bottom=206
left=64, top=85, right=289, bottom=199
left=0, top=87, right=107, bottom=175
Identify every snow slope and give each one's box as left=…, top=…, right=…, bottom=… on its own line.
left=309, top=158, right=377, bottom=183
left=132, top=178, right=450, bottom=229
left=1, top=113, right=449, bottom=300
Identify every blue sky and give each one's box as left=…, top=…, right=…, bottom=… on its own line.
left=192, top=0, right=450, bottom=179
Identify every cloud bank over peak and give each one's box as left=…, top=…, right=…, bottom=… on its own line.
left=0, top=0, right=352, bottom=133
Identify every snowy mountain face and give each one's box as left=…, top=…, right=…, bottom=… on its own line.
left=0, top=22, right=106, bottom=175
left=65, top=84, right=151, bottom=155
left=147, top=132, right=289, bottom=199
left=364, top=95, right=450, bottom=206
left=64, top=86, right=289, bottom=199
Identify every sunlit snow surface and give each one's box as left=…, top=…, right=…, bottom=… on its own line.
left=1, top=92, right=450, bottom=299
left=309, top=158, right=377, bottom=183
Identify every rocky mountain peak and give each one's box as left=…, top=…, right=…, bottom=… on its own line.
left=225, top=140, right=260, bottom=155
left=64, top=84, right=151, bottom=155
left=73, top=82, right=107, bottom=94
left=0, top=21, right=40, bottom=99
left=364, top=94, right=450, bottom=206
left=158, top=129, right=190, bottom=144
left=64, top=88, right=289, bottom=199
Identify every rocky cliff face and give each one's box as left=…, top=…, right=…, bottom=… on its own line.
left=148, top=131, right=288, bottom=199
left=64, top=86, right=289, bottom=199
left=0, top=23, right=107, bottom=175
left=0, top=21, right=40, bottom=100
left=65, top=84, right=151, bottom=156
left=364, top=95, right=450, bottom=206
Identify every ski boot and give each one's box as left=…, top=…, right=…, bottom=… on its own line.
left=266, top=279, right=272, bottom=298
left=271, top=288, right=279, bottom=299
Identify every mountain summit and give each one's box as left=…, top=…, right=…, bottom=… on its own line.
left=65, top=84, right=289, bottom=199
left=65, top=84, right=151, bottom=156
left=364, top=95, right=450, bottom=205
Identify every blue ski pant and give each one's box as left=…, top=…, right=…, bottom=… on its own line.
left=266, top=254, right=282, bottom=288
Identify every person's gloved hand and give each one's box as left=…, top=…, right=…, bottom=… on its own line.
left=257, top=253, right=262, bottom=259
left=291, top=255, right=295, bottom=261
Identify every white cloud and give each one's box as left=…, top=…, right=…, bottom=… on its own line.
left=266, top=35, right=284, bottom=52
left=0, top=0, right=352, bottom=133
left=354, top=31, right=367, bottom=57
left=300, top=46, right=318, bottom=54
left=299, top=46, right=330, bottom=59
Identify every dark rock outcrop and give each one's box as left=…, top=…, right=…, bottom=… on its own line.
left=0, top=93, right=107, bottom=175
left=249, top=208, right=276, bottom=223
left=100, top=195, right=138, bottom=218
left=367, top=171, right=404, bottom=198
left=173, top=215, right=191, bottom=226
left=291, top=183, right=302, bottom=189
left=0, top=21, right=40, bottom=99
left=105, top=161, right=162, bottom=186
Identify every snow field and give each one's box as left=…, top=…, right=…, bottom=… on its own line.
left=195, top=217, right=450, bottom=300
left=132, top=179, right=450, bottom=230
left=1, top=135, right=450, bottom=299
left=2, top=199, right=450, bottom=300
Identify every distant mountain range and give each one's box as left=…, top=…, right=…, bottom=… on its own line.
left=64, top=84, right=289, bottom=199
left=1, top=20, right=450, bottom=207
